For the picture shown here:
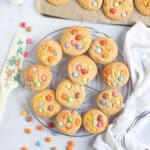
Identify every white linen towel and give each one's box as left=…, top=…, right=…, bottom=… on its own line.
left=94, top=22, right=150, bottom=150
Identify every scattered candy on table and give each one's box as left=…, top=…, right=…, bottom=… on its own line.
left=25, top=116, right=32, bottom=122
left=36, top=140, right=44, bottom=147
left=26, top=26, right=32, bottom=32
left=23, top=51, right=30, bottom=58
left=26, top=38, right=33, bottom=44
left=66, top=145, right=73, bottom=150
left=51, top=147, right=58, bottom=150
left=21, top=146, right=28, bottom=150
left=20, top=22, right=26, bottom=28
left=24, top=128, right=32, bottom=134
left=68, top=140, right=74, bottom=147
left=45, top=136, right=52, bottom=143
left=21, top=109, right=28, bottom=116
left=48, top=122, right=54, bottom=128
left=36, top=125, right=44, bottom=131
left=52, top=130, right=59, bottom=136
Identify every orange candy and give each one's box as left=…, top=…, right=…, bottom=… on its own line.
left=61, top=93, right=68, bottom=100
left=68, top=140, right=74, bottom=147
left=48, top=47, right=54, bottom=52
left=47, top=56, right=55, bottom=63
left=66, top=146, right=73, bottom=150
left=21, top=146, right=28, bottom=150
left=26, top=26, right=32, bottom=32
left=24, top=128, right=32, bottom=134
left=65, top=122, right=72, bottom=130
left=101, top=53, right=109, bottom=59
left=45, top=136, right=52, bottom=142
left=36, top=125, right=44, bottom=131
left=75, top=119, right=80, bottom=126
left=105, top=69, right=112, bottom=75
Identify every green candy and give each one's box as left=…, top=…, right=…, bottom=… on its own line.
left=34, top=81, right=41, bottom=88
left=67, top=116, right=73, bottom=122
left=67, top=97, right=74, bottom=103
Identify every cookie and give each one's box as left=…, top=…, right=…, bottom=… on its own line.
left=48, top=0, right=69, bottom=6
left=82, top=109, right=108, bottom=134
left=102, top=62, right=130, bottom=88
left=68, top=55, right=97, bottom=84
left=89, top=37, right=118, bottom=64
left=37, top=40, right=62, bottom=67
left=60, top=26, right=92, bottom=56
left=103, top=0, right=133, bottom=20
left=135, top=0, right=150, bottom=16
left=24, top=64, right=52, bottom=91
left=77, top=0, right=103, bottom=11
left=55, top=110, right=82, bottom=135
left=56, top=79, right=85, bottom=108
left=31, top=89, right=61, bottom=118
left=97, top=89, right=123, bottom=115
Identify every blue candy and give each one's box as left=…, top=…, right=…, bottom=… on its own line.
left=118, top=76, right=124, bottom=82
left=72, top=72, right=79, bottom=78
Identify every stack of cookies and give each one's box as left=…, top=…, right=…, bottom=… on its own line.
left=48, top=0, right=150, bottom=18
left=24, top=26, right=130, bottom=135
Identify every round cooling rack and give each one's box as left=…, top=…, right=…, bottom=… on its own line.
left=20, top=27, right=132, bottom=137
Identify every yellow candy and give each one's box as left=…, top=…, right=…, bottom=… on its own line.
left=40, top=55, right=47, bottom=61
left=65, top=82, right=72, bottom=89
left=103, top=47, right=110, bottom=52
left=21, top=110, right=28, bottom=116
left=87, top=65, right=93, bottom=70
left=37, top=107, right=43, bottom=113
left=36, top=96, right=42, bottom=102
left=91, top=127, right=97, bottom=132
left=82, top=78, right=88, bottom=84
left=114, top=70, right=120, bottom=77
left=83, top=38, right=88, bottom=43
left=87, top=114, right=92, bottom=121
left=116, top=100, right=121, bottom=105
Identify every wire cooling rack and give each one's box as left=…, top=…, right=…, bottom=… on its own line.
left=20, top=27, right=131, bottom=137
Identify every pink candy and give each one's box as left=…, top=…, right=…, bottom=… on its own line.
left=26, top=38, right=33, bottom=44
left=23, top=51, right=30, bottom=58
left=97, top=121, right=103, bottom=128
left=76, top=65, right=82, bottom=71
left=112, top=91, right=118, bottom=97
left=71, top=40, right=77, bottom=46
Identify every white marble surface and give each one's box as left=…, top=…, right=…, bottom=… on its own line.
left=0, top=0, right=130, bottom=150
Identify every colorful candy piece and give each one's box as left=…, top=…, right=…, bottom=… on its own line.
left=45, top=136, right=52, bottom=142
left=36, top=140, right=43, bottom=147
left=26, top=38, right=33, bottom=44
left=20, top=22, right=26, bottom=28
left=36, top=125, right=44, bottom=131
left=24, top=128, right=32, bottom=134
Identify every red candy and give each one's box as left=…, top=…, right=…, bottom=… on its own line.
left=48, top=122, right=54, bottom=128
left=100, top=40, right=107, bottom=46
left=45, top=95, right=52, bottom=101
left=75, top=35, right=81, bottom=40
left=20, top=22, right=26, bottom=28
left=81, top=69, right=88, bottom=75
left=110, top=8, right=116, bottom=14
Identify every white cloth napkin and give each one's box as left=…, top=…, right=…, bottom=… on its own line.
left=94, top=22, right=150, bottom=150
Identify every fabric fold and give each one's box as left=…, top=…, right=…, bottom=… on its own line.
left=94, top=22, right=150, bottom=150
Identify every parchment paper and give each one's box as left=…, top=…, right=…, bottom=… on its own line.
left=35, top=0, right=150, bottom=26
